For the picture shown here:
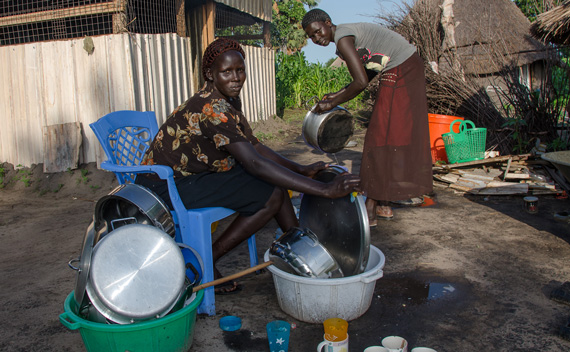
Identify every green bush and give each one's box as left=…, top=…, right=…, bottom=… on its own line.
left=275, top=51, right=366, bottom=113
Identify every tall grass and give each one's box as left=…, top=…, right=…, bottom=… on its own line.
left=275, top=51, right=367, bottom=114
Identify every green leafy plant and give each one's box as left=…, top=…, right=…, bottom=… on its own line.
left=77, top=168, right=89, bottom=185
left=255, top=132, right=276, bottom=142
left=17, top=168, right=31, bottom=187
left=0, top=164, right=5, bottom=187
left=275, top=51, right=366, bottom=114
left=501, top=118, right=529, bottom=154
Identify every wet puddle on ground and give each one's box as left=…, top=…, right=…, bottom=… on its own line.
left=376, top=275, right=465, bottom=306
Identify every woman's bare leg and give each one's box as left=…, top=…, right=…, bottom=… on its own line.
left=212, top=187, right=285, bottom=277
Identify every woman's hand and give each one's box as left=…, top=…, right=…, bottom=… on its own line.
left=298, top=161, right=328, bottom=178
left=312, top=96, right=336, bottom=114
left=323, top=172, right=361, bottom=198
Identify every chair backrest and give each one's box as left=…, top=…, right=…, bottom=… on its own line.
left=90, top=110, right=159, bottom=184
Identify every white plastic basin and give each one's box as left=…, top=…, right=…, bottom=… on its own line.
left=263, top=245, right=385, bottom=323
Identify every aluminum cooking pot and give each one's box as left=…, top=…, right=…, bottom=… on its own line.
left=302, top=105, right=354, bottom=153
left=269, top=227, right=344, bottom=279
left=94, top=183, right=175, bottom=243
left=85, top=224, right=186, bottom=324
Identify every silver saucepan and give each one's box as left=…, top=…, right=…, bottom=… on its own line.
left=269, top=227, right=344, bottom=279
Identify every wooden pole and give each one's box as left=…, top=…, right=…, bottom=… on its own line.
left=192, top=261, right=273, bottom=292
left=0, top=1, right=127, bottom=28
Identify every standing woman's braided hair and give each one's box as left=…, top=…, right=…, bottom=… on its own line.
left=301, top=8, right=332, bottom=30
left=201, top=38, right=246, bottom=81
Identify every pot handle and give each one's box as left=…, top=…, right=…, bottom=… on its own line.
left=59, top=312, right=81, bottom=330
left=360, top=269, right=384, bottom=284
left=67, top=257, right=80, bottom=271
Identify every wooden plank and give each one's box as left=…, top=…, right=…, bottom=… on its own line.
left=457, top=172, right=496, bottom=182
left=0, top=1, right=126, bottom=28
left=502, top=156, right=512, bottom=180
left=456, top=178, right=488, bottom=189
left=474, top=182, right=529, bottom=195
left=449, top=183, right=472, bottom=192
left=444, top=154, right=531, bottom=169
left=504, top=173, right=531, bottom=180
left=43, top=122, right=82, bottom=173
left=433, top=174, right=460, bottom=184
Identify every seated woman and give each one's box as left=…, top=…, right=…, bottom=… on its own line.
left=136, top=38, right=360, bottom=294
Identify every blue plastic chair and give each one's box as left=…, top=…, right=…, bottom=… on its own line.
left=89, top=110, right=259, bottom=315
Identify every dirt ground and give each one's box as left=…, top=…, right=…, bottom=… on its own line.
left=1, top=113, right=570, bottom=351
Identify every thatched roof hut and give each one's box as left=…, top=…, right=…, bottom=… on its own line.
left=434, top=0, right=549, bottom=75
left=530, top=0, right=570, bottom=45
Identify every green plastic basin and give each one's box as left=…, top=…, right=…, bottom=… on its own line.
left=60, top=289, right=203, bottom=352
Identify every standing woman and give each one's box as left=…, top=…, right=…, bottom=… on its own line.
left=302, top=9, right=432, bottom=227
left=136, top=38, right=360, bottom=293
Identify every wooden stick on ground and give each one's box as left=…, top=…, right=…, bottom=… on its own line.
left=192, top=261, right=273, bottom=293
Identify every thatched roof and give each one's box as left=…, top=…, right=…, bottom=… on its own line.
left=429, top=0, right=550, bottom=75
left=530, top=0, right=570, bottom=45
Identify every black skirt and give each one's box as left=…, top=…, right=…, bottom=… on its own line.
left=135, top=164, right=275, bottom=216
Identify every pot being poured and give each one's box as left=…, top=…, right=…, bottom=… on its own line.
left=302, top=105, right=354, bottom=153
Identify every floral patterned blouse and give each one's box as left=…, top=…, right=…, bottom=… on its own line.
left=141, top=82, right=259, bottom=178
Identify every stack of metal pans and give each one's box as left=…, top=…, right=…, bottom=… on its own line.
left=68, top=184, right=199, bottom=324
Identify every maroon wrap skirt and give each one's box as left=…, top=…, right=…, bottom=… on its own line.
left=360, top=52, right=433, bottom=201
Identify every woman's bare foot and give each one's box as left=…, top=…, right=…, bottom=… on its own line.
left=376, top=205, right=393, bottom=220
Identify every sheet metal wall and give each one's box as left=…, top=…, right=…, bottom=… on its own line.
left=214, top=0, right=273, bottom=22
left=0, top=33, right=276, bottom=168
left=242, top=45, right=276, bottom=123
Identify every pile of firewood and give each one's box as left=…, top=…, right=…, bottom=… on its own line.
left=433, top=154, right=568, bottom=195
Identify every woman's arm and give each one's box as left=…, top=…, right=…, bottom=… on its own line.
left=254, top=143, right=327, bottom=178
left=313, top=36, right=370, bottom=114
left=225, top=141, right=360, bottom=198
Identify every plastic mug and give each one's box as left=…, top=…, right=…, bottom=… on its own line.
left=323, top=318, right=348, bottom=341
left=382, top=336, right=408, bottom=352
left=364, top=347, right=390, bottom=352
left=317, top=334, right=349, bottom=352
left=267, top=320, right=291, bottom=352
left=411, top=348, right=437, bottom=352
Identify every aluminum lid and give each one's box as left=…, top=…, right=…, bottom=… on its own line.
left=73, top=219, right=96, bottom=307
left=87, top=224, right=185, bottom=324
left=299, top=166, right=370, bottom=276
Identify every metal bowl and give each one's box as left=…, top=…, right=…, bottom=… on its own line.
left=299, top=165, right=370, bottom=276
left=85, top=224, right=186, bottom=324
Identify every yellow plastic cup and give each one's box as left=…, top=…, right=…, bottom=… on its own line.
left=323, top=318, right=348, bottom=342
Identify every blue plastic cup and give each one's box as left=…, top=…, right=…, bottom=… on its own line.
left=266, top=320, right=291, bottom=352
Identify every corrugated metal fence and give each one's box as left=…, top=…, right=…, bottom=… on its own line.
left=0, top=33, right=276, bottom=169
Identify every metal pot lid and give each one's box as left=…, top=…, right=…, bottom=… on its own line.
left=86, top=224, right=185, bottom=324
left=94, top=184, right=175, bottom=243
left=269, top=227, right=344, bottom=279
left=70, top=219, right=96, bottom=307
left=299, top=165, right=370, bottom=276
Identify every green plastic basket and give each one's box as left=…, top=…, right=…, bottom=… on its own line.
left=442, top=119, right=487, bottom=164
left=60, top=289, right=203, bottom=352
